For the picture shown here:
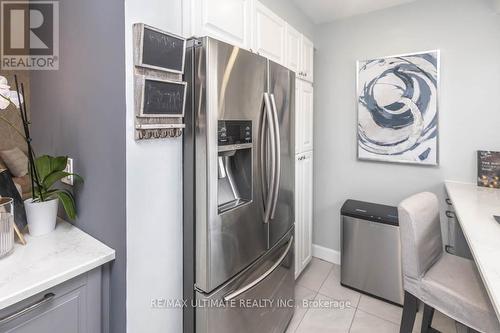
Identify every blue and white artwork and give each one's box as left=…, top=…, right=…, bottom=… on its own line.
left=357, top=51, right=439, bottom=165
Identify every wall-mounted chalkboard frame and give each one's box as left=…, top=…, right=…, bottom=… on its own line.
left=138, top=76, right=187, bottom=118
left=135, top=23, right=186, bottom=74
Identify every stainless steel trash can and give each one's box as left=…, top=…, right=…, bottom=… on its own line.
left=340, top=200, right=404, bottom=306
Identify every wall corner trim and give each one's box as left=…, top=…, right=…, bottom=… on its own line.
left=312, top=244, right=341, bottom=265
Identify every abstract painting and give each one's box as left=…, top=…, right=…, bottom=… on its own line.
left=357, top=51, right=439, bottom=165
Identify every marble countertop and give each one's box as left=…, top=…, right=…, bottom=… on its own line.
left=445, top=181, right=500, bottom=321
left=0, top=220, right=115, bottom=310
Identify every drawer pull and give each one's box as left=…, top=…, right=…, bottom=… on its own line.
left=223, top=236, right=293, bottom=302
left=445, top=210, right=455, bottom=219
left=445, top=198, right=452, bottom=205
left=0, top=293, right=55, bottom=324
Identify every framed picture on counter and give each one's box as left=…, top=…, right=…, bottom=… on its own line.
left=478, top=151, right=500, bottom=188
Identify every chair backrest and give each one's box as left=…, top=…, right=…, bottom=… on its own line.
left=398, top=192, right=443, bottom=281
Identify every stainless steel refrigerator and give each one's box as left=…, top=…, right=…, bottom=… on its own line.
left=183, top=37, right=295, bottom=333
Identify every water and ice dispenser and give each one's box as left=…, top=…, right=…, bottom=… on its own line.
left=217, top=120, right=253, bottom=214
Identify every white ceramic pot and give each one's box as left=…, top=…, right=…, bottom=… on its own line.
left=24, top=198, right=59, bottom=236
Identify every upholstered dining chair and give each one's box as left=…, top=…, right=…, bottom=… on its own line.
left=397, top=192, right=500, bottom=333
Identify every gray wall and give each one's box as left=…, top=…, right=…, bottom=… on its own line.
left=259, top=0, right=315, bottom=39
left=30, top=0, right=127, bottom=332
left=313, top=0, right=500, bottom=251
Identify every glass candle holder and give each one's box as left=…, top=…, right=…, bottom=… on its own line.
left=0, top=197, right=14, bottom=258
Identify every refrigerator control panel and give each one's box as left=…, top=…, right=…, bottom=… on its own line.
left=218, top=120, right=252, bottom=146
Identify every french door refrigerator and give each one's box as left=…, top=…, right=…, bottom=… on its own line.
left=183, top=37, right=295, bottom=333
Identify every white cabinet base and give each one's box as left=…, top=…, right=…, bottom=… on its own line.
left=295, top=151, right=313, bottom=278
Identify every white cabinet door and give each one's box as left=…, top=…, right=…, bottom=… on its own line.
left=252, top=1, right=286, bottom=64
left=294, top=153, right=302, bottom=278
left=300, top=151, right=313, bottom=269
left=286, top=25, right=301, bottom=72
left=295, top=151, right=314, bottom=278
left=192, top=0, right=251, bottom=49
left=296, top=80, right=313, bottom=153
left=295, top=80, right=302, bottom=154
left=300, top=35, right=314, bottom=82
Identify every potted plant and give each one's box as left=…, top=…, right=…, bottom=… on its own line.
left=0, top=75, right=83, bottom=236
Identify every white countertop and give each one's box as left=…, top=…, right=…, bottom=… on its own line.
left=0, top=220, right=115, bottom=310
left=445, top=181, right=500, bottom=321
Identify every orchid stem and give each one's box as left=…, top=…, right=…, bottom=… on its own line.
left=0, top=115, right=26, bottom=139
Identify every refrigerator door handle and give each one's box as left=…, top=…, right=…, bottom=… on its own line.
left=269, top=94, right=281, bottom=220
left=261, top=92, right=276, bottom=224
left=223, top=236, right=294, bottom=302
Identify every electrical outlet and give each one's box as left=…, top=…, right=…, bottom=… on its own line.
left=62, top=158, right=74, bottom=186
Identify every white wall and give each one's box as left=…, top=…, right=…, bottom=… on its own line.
left=494, top=0, right=500, bottom=13
left=259, top=0, right=315, bottom=39
left=313, top=0, right=500, bottom=252
left=125, top=0, right=184, bottom=332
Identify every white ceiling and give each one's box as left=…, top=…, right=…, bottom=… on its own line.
left=292, top=0, right=419, bottom=24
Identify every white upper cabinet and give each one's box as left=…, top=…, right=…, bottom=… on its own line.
left=286, top=25, right=301, bottom=73
left=300, top=35, right=314, bottom=82
left=302, top=81, right=314, bottom=152
left=295, top=82, right=301, bottom=154
left=183, top=1, right=314, bottom=75
left=296, top=80, right=314, bottom=153
left=252, top=1, right=286, bottom=65
left=189, top=0, right=251, bottom=49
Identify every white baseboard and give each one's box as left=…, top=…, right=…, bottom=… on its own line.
left=312, top=244, right=341, bottom=265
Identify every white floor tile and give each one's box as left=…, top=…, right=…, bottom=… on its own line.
left=432, top=310, right=457, bottom=333
left=331, top=264, right=341, bottom=281
left=295, top=294, right=356, bottom=333
left=295, top=284, right=317, bottom=302
left=296, top=258, right=332, bottom=292
left=318, top=268, right=361, bottom=308
left=286, top=284, right=318, bottom=332
left=286, top=306, right=308, bottom=333
left=350, top=309, right=400, bottom=333
left=357, top=295, right=403, bottom=325
left=412, top=309, right=457, bottom=333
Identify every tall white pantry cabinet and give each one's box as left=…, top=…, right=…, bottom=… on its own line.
left=182, top=0, right=314, bottom=279
left=293, top=77, right=314, bottom=279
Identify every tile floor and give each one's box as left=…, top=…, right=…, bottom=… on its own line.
left=287, top=258, right=458, bottom=333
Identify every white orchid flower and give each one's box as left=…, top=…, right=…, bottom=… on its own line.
left=0, top=76, right=10, bottom=109
left=0, top=75, right=23, bottom=110
left=0, top=76, right=10, bottom=90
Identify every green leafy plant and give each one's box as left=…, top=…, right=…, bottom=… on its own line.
left=1, top=74, right=85, bottom=221
left=33, top=155, right=83, bottom=220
